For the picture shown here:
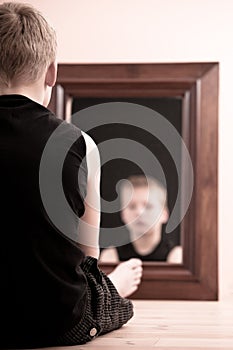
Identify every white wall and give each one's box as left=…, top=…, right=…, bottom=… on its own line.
left=3, top=0, right=233, bottom=300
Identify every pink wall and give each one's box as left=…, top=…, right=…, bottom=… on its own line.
left=2, top=0, right=233, bottom=300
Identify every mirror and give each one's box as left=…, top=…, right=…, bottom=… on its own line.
left=49, top=63, right=219, bottom=300
left=71, top=97, right=183, bottom=265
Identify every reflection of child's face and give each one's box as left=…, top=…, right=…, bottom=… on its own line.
left=120, top=186, right=167, bottom=235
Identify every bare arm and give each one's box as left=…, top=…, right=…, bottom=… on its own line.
left=99, top=247, right=120, bottom=263
left=167, top=245, right=183, bottom=263
left=77, top=132, right=101, bottom=259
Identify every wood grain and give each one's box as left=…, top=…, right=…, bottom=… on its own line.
left=39, top=300, right=233, bottom=350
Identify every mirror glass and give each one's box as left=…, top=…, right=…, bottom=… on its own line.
left=71, top=97, right=183, bottom=264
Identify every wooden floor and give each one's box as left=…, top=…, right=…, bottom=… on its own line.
left=41, top=300, right=233, bottom=350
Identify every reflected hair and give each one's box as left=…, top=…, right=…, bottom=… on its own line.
left=120, top=174, right=167, bottom=208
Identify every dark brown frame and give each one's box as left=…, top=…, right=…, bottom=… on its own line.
left=49, top=63, right=219, bottom=300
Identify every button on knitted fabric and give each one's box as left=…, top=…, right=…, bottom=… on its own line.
left=89, top=328, right=97, bottom=337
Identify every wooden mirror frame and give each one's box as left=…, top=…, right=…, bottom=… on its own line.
left=49, top=63, right=218, bottom=300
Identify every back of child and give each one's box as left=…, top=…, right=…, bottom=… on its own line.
left=0, top=2, right=133, bottom=348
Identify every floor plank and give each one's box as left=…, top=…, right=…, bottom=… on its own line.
left=38, top=300, right=233, bottom=350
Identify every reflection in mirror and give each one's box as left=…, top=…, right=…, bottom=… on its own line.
left=100, top=174, right=182, bottom=264
left=71, top=97, right=183, bottom=264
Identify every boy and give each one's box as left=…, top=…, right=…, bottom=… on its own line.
left=101, top=175, right=182, bottom=293
left=0, top=2, right=134, bottom=348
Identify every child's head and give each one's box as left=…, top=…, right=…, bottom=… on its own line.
left=0, top=2, right=57, bottom=102
left=120, top=175, right=169, bottom=235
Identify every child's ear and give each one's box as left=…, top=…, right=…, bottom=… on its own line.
left=161, top=207, right=169, bottom=224
left=45, top=61, right=57, bottom=87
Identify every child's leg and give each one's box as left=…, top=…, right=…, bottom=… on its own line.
left=56, top=256, right=134, bottom=346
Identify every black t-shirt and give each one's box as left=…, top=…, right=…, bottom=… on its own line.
left=116, top=236, right=176, bottom=261
left=0, top=95, right=88, bottom=348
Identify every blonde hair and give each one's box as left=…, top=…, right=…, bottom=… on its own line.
left=0, top=2, right=57, bottom=87
left=120, top=174, right=167, bottom=207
